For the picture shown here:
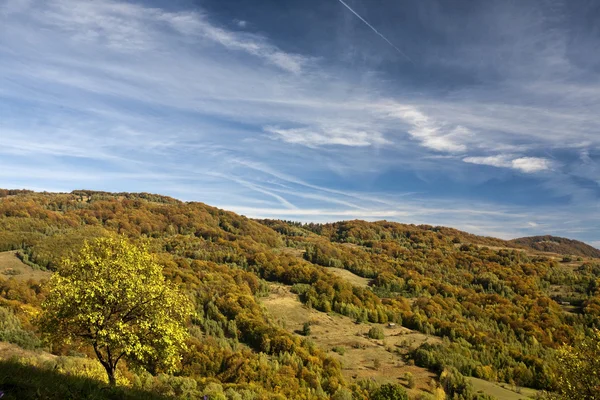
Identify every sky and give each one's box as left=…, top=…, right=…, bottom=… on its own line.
left=0, top=0, right=599, bottom=246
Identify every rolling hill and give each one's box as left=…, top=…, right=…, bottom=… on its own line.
left=510, top=235, right=600, bottom=259
left=0, top=189, right=599, bottom=399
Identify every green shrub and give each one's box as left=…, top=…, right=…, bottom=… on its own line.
left=0, top=307, right=40, bottom=349
left=404, top=372, right=415, bottom=388
left=370, top=383, right=408, bottom=400
left=301, top=322, right=311, bottom=336
left=368, top=326, right=385, bottom=340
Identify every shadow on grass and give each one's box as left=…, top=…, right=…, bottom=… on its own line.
left=0, top=360, right=169, bottom=400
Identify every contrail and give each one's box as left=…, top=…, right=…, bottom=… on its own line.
left=336, top=0, right=413, bottom=64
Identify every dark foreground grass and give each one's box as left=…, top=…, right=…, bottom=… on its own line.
left=0, top=360, right=168, bottom=400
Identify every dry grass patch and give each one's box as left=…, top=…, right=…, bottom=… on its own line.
left=262, top=284, right=438, bottom=396
left=469, top=377, right=539, bottom=400
left=0, top=251, right=51, bottom=282
left=0, top=341, right=56, bottom=362
left=325, top=267, right=371, bottom=288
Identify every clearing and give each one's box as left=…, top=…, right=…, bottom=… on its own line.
left=469, top=377, right=539, bottom=400
left=262, top=283, right=438, bottom=396
left=0, top=251, right=51, bottom=282
left=325, top=267, right=371, bottom=288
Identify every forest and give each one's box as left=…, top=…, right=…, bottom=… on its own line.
left=0, top=189, right=599, bottom=399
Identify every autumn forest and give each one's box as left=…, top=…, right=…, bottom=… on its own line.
left=0, top=189, right=599, bottom=399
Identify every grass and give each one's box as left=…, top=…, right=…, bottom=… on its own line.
left=469, top=377, right=539, bottom=400
left=0, top=251, right=51, bottom=282
left=0, top=359, right=168, bottom=400
left=262, top=283, right=438, bottom=396
left=325, top=267, right=371, bottom=288
left=262, top=283, right=544, bottom=400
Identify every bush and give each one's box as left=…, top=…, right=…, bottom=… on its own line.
left=404, top=372, right=415, bottom=389
left=301, top=322, right=311, bottom=336
left=332, top=346, right=346, bottom=355
left=0, top=307, right=40, bottom=349
left=370, top=383, right=408, bottom=400
left=332, top=388, right=353, bottom=400
left=368, top=326, right=385, bottom=340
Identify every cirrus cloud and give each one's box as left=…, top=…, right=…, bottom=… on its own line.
left=463, top=155, right=553, bottom=173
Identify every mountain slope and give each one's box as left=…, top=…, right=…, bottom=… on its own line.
left=510, top=235, right=600, bottom=258
left=1, top=189, right=599, bottom=399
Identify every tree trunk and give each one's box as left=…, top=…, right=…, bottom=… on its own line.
left=105, top=364, right=116, bottom=386
left=93, top=343, right=117, bottom=386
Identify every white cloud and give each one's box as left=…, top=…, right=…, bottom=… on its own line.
left=264, top=125, right=390, bottom=147
left=462, top=155, right=512, bottom=168
left=463, top=155, right=552, bottom=173
left=0, top=0, right=598, bottom=244
left=510, top=157, right=552, bottom=173
left=19, top=0, right=308, bottom=73
left=376, top=104, right=471, bottom=153
left=234, top=19, right=247, bottom=28
left=198, top=22, right=308, bottom=74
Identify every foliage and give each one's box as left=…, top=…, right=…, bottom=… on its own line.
left=2, top=190, right=600, bottom=397
left=368, top=326, right=385, bottom=340
left=301, top=322, right=312, bottom=336
left=542, top=329, right=600, bottom=399
left=370, top=383, right=408, bottom=400
left=0, top=306, right=40, bottom=349
left=39, top=237, right=192, bottom=385
left=439, top=368, right=495, bottom=400
left=510, top=235, right=600, bottom=258
left=404, top=372, right=415, bottom=389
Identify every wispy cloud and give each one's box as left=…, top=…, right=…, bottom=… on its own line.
left=0, top=0, right=598, bottom=244
left=264, top=125, right=390, bottom=147
left=377, top=104, right=471, bottom=153
left=463, top=155, right=553, bottom=173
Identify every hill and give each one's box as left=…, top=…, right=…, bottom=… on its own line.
left=0, top=189, right=599, bottom=399
left=511, top=235, right=600, bottom=259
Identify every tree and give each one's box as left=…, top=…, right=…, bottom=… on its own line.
left=370, top=383, right=408, bottom=400
left=404, top=371, right=415, bottom=389
left=301, top=322, right=312, bottom=336
left=368, top=326, right=385, bottom=340
left=40, top=236, right=192, bottom=385
left=544, top=329, right=600, bottom=400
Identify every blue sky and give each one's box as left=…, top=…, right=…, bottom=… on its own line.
left=1, top=0, right=599, bottom=246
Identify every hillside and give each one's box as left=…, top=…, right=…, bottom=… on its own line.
left=511, top=235, right=600, bottom=259
left=0, top=189, right=599, bottom=399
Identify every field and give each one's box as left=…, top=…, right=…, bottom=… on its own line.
left=262, top=283, right=439, bottom=397
left=262, top=274, right=543, bottom=400
left=469, top=377, right=539, bottom=400
left=325, top=267, right=371, bottom=288
left=0, top=251, right=51, bottom=282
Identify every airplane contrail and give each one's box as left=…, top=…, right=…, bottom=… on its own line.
left=336, top=0, right=413, bottom=64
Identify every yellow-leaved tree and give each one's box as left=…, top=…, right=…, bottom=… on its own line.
left=40, top=236, right=192, bottom=385
left=544, top=329, right=600, bottom=400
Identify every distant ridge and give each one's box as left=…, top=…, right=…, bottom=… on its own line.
left=510, top=235, right=600, bottom=259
